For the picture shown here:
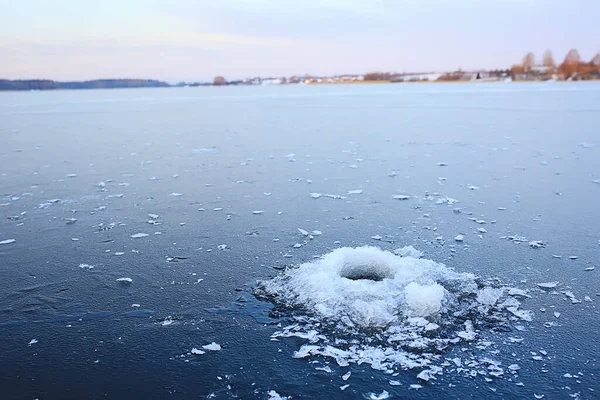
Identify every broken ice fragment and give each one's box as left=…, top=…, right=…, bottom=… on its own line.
left=130, top=233, right=149, bottom=238
left=393, top=195, right=410, bottom=200
left=393, top=246, right=423, bottom=258
left=191, top=348, right=205, bottom=355
left=347, top=189, right=363, bottom=195
left=116, top=277, right=133, bottom=284
left=528, top=241, right=546, bottom=249
left=454, top=234, right=464, bottom=242
left=298, top=228, right=309, bottom=236
left=202, top=342, right=221, bottom=351
left=0, top=239, right=16, bottom=245
left=537, top=282, right=559, bottom=290
left=252, top=210, right=264, bottom=215
left=28, top=339, right=38, bottom=346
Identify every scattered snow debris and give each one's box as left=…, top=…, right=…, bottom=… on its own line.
left=342, top=371, right=351, bottom=381
left=454, top=234, right=464, bottom=242
left=529, top=241, right=546, bottom=249
left=436, top=196, right=458, bottom=205
left=409, top=384, right=423, bottom=390
left=202, top=342, right=222, bottom=351
left=309, top=193, right=323, bottom=199
left=537, top=282, right=559, bottom=290
left=130, top=233, right=149, bottom=238
left=584, top=267, right=595, bottom=271
left=267, top=390, right=289, bottom=400
left=78, top=263, right=94, bottom=269
left=217, top=244, right=228, bottom=250
left=0, top=239, right=16, bottom=245
left=347, top=189, right=363, bottom=195
left=116, top=277, right=133, bottom=284
left=298, top=228, right=309, bottom=236
left=393, top=195, right=410, bottom=200
left=252, top=210, right=265, bottom=215
left=367, top=391, right=389, bottom=400
left=170, top=193, right=183, bottom=197
left=161, top=316, right=174, bottom=326
left=394, top=246, right=423, bottom=258
left=28, top=339, right=38, bottom=346
left=191, top=348, right=205, bottom=355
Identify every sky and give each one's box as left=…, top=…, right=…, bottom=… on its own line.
left=1, top=0, right=598, bottom=82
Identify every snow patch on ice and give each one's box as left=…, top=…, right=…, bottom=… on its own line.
left=257, top=246, right=532, bottom=379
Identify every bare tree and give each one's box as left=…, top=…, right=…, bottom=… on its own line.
left=592, top=52, right=600, bottom=67
left=522, top=52, right=535, bottom=72
left=559, top=49, right=582, bottom=76
left=213, top=76, right=227, bottom=86
left=543, top=50, right=556, bottom=68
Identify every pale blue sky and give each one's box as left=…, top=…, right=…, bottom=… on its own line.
left=1, top=0, right=598, bottom=82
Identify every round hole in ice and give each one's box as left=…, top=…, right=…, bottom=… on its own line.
left=339, top=259, right=395, bottom=281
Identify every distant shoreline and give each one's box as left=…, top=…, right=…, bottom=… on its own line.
left=1, top=78, right=599, bottom=92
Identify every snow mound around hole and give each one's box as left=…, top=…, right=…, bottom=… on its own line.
left=256, top=246, right=533, bottom=378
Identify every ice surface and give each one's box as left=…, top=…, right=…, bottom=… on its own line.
left=258, top=247, right=532, bottom=376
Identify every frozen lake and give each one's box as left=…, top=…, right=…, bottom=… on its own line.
left=1, top=82, right=599, bottom=399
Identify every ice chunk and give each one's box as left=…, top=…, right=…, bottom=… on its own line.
left=347, top=189, right=363, bottom=195
left=116, top=277, right=133, bottom=284
left=298, top=228, right=309, bottom=236
left=393, top=195, right=410, bottom=200
left=405, top=282, right=444, bottom=317
left=454, top=234, right=464, bottom=242
left=191, top=348, right=205, bottom=355
left=367, top=391, right=389, bottom=400
left=130, top=233, right=149, bottom=238
left=529, top=241, right=546, bottom=249
left=252, top=210, right=264, bottom=215
left=0, top=239, right=16, bottom=245
left=393, top=246, right=423, bottom=258
left=267, top=391, right=289, bottom=400
left=79, top=263, right=94, bottom=269
left=28, top=339, right=38, bottom=346
left=202, top=342, right=222, bottom=351
left=537, top=281, right=559, bottom=290
left=309, top=193, right=323, bottom=199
